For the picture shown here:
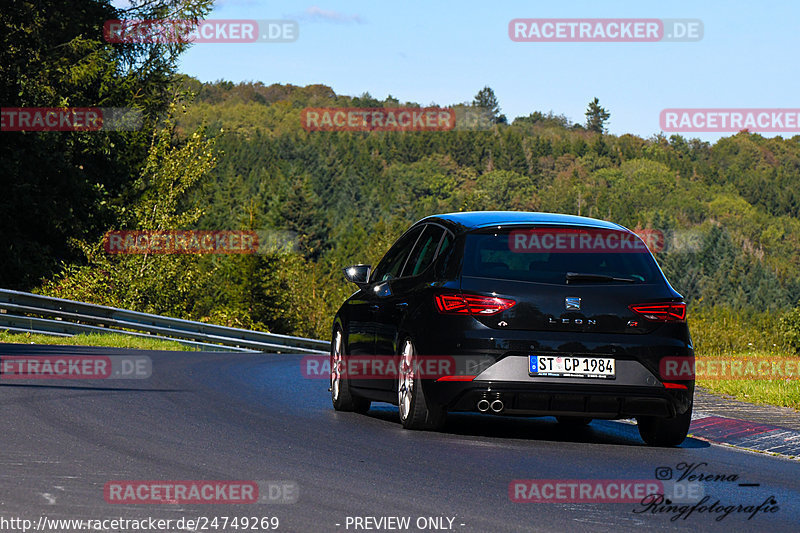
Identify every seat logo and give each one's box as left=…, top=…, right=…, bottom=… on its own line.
left=565, top=297, right=581, bottom=310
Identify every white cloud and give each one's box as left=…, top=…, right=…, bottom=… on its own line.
left=293, top=6, right=365, bottom=24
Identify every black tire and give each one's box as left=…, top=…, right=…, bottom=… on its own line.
left=397, top=339, right=446, bottom=430
left=556, top=416, right=593, bottom=426
left=330, top=329, right=370, bottom=414
left=637, top=400, right=692, bottom=447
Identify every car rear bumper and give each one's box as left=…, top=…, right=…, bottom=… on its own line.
left=412, top=321, right=693, bottom=418
left=425, top=379, right=693, bottom=418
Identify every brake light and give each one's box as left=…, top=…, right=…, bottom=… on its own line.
left=628, top=302, right=686, bottom=322
left=434, top=293, right=516, bottom=315
left=436, top=375, right=477, bottom=382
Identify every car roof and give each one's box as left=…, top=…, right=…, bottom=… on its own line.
left=418, top=211, right=627, bottom=233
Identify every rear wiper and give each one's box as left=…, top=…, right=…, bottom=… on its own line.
left=565, top=272, right=637, bottom=283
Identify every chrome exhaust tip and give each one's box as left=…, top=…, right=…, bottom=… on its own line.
left=490, top=399, right=504, bottom=413
left=477, top=399, right=490, bottom=412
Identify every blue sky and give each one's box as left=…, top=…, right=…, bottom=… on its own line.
left=171, top=0, right=798, bottom=142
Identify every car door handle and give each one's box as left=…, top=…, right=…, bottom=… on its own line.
left=370, top=304, right=380, bottom=311
left=395, top=302, right=408, bottom=308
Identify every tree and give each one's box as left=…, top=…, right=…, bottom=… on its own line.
left=472, top=86, right=507, bottom=124
left=37, top=110, right=218, bottom=315
left=0, top=0, right=214, bottom=289
left=585, top=97, right=610, bottom=133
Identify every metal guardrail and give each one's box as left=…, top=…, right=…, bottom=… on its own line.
left=0, top=289, right=329, bottom=354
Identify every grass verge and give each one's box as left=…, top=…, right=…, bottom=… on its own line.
left=0, top=331, right=195, bottom=351
left=695, top=351, right=800, bottom=410
left=697, top=376, right=799, bottom=411
left=691, top=306, right=799, bottom=410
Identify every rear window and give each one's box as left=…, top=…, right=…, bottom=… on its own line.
left=461, top=227, right=662, bottom=284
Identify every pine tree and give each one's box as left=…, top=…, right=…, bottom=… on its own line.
left=585, top=97, right=610, bottom=133
left=472, top=87, right=507, bottom=124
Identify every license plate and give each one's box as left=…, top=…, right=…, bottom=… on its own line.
left=529, top=355, right=615, bottom=379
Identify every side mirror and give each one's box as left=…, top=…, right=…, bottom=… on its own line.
left=343, top=264, right=371, bottom=287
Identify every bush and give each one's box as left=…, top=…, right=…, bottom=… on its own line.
left=779, top=306, right=800, bottom=353
left=688, top=305, right=789, bottom=356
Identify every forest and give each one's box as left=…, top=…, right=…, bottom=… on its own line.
left=2, top=0, right=799, bottom=351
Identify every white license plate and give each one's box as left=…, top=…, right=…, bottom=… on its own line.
left=529, top=355, right=615, bottom=379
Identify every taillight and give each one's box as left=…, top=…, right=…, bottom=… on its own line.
left=628, top=302, right=686, bottom=322
left=434, top=293, right=516, bottom=315
left=436, top=375, right=477, bottom=382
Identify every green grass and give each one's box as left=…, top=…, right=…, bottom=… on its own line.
left=698, top=377, right=800, bottom=410
left=0, top=331, right=196, bottom=351
left=695, top=351, right=800, bottom=410
left=690, top=306, right=800, bottom=410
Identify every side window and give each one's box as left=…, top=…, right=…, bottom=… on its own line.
left=434, top=231, right=455, bottom=277
left=402, top=225, right=445, bottom=277
left=370, top=226, right=423, bottom=282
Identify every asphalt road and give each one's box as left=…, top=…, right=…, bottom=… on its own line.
left=1, top=344, right=798, bottom=533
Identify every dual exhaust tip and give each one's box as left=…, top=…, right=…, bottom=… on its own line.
left=477, top=398, right=504, bottom=413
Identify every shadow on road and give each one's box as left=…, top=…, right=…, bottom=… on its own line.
left=363, top=405, right=709, bottom=449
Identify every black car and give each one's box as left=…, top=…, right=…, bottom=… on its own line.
left=330, top=211, right=694, bottom=446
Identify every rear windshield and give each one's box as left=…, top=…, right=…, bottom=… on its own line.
left=461, top=227, right=663, bottom=284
